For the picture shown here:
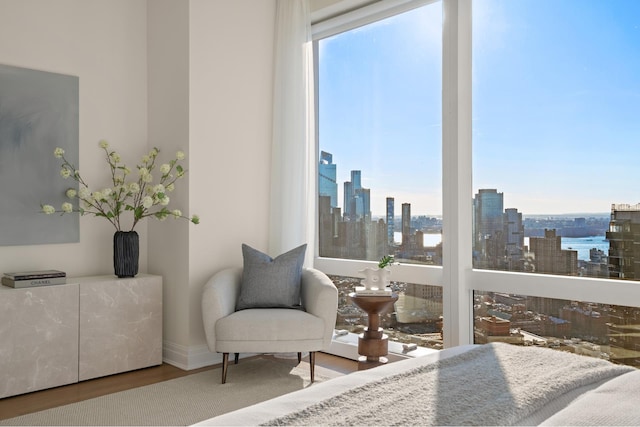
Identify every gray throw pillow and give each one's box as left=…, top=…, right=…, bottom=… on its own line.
left=236, top=243, right=307, bottom=310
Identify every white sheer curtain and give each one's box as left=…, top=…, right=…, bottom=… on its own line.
left=269, top=0, right=315, bottom=266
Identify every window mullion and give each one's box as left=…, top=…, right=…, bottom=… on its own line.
left=442, top=0, right=473, bottom=348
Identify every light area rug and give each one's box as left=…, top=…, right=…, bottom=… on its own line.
left=0, top=359, right=339, bottom=426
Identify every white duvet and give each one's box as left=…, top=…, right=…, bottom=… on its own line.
left=195, top=343, right=638, bottom=426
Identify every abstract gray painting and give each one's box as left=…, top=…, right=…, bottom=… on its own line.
left=0, top=64, right=79, bottom=246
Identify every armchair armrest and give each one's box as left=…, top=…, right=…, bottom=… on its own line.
left=202, top=267, right=243, bottom=353
left=300, top=268, right=338, bottom=349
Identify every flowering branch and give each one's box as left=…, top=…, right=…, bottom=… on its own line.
left=42, top=140, right=200, bottom=231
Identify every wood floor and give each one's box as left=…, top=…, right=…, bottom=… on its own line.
left=0, top=352, right=358, bottom=420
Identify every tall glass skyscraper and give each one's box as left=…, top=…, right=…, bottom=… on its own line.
left=473, top=189, right=504, bottom=255
left=344, top=170, right=370, bottom=221
left=319, top=151, right=338, bottom=208
left=386, top=197, right=394, bottom=245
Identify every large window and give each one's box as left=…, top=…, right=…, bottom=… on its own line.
left=316, top=3, right=443, bottom=267
left=472, top=0, right=640, bottom=279
left=313, top=0, right=640, bottom=363
left=314, top=1, right=444, bottom=346
left=471, top=0, right=640, bottom=365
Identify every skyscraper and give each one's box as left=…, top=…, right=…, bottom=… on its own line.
left=344, top=170, right=370, bottom=221
left=529, top=229, right=578, bottom=275
left=386, top=197, right=394, bottom=245
left=606, top=203, right=640, bottom=279
left=318, top=151, right=337, bottom=208
left=402, top=202, right=411, bottom=248
left=473, top=189, right=504, bottom=261
left=504, top=208, right=524, bottom=268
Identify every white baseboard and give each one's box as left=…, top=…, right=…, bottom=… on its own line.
left=163, top=341, right=222, bottom=370
left=162, top=341, right=259, bottom=371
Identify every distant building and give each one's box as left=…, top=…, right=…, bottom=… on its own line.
left=402, top=202, right=411, bottom=249
left=473, top=189, right=504, bottom=267
left=504, top=208, right=525, bottom=269
left=529, top=229, right=578, bottom=275
left=395, top=283, right=443, bottom=323
left=478, top=315, right=511, bottom=336
left=344, top=170, right=370, bottom=221
left=584, top=248, right=609, bottom=278
left=386, top=197, right=394, bottom=246
left=606, top=203, right=640, bottom=279
left=318, top=151, right=338, bottom=208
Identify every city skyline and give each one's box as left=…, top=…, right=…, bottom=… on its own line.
left=318, top=0, right=640, bottom=217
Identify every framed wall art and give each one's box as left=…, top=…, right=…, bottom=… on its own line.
left=0, top=64, right=79, bottom=246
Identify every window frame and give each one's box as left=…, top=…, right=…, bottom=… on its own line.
left=311, top=0, right=640, bottom=350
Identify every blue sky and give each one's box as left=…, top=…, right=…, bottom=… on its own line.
left=318, top=0, right=640, bottom=217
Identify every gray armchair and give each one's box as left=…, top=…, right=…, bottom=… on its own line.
left=202, top=267, right=338, bottom=383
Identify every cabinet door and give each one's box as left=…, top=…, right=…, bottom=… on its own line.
left=0, top=284, right=79, bottom=398
left=79, top=275, right=162, bottom=381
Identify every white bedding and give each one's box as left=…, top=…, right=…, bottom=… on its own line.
left=195, top=343, right=638, bottom=426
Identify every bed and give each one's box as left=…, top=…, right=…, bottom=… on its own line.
left=194, top=342, right=640, bottom=426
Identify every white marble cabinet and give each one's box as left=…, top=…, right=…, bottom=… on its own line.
left=0, top=274, right=162, bottom=398
left=78, top=274, right=163, bottom=381
left=0, top=283, right=79, bottom=399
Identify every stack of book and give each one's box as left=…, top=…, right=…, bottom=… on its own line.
left=2, top=270, right=67, bottom=288
left=354, top=286, right=392, bottom=296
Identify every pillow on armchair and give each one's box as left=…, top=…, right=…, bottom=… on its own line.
left=236, top=243, right=307, bottom=310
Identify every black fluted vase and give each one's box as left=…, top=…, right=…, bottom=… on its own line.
left=113, top=231, right=139, bottom=278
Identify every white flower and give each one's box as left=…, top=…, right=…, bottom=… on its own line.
left=78, top=187, right=91, bottom=200
left=142, top=196, right=153, bottom=209
left=47, top=140, right=199, bottom=231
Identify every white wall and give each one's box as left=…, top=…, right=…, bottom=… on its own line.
left=149, top=0, right=276, bottom=369
left=0, top=0, right=277, bottom=371
left=187, top=0, right=276, bottom=367
left=0, top=0, right=148, bottom=277
left=147, top=0, right=192, bottom=366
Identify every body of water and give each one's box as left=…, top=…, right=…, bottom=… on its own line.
left=395, top=233, right=608, bottom=261
left=551, top=236, right=608, bottom=261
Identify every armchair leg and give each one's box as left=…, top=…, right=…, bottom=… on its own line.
left=234, top=353, right=239, bottom=364
left=222, top=353, right=229, bottom=384
left=310, top=351, right=316, bottom=383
